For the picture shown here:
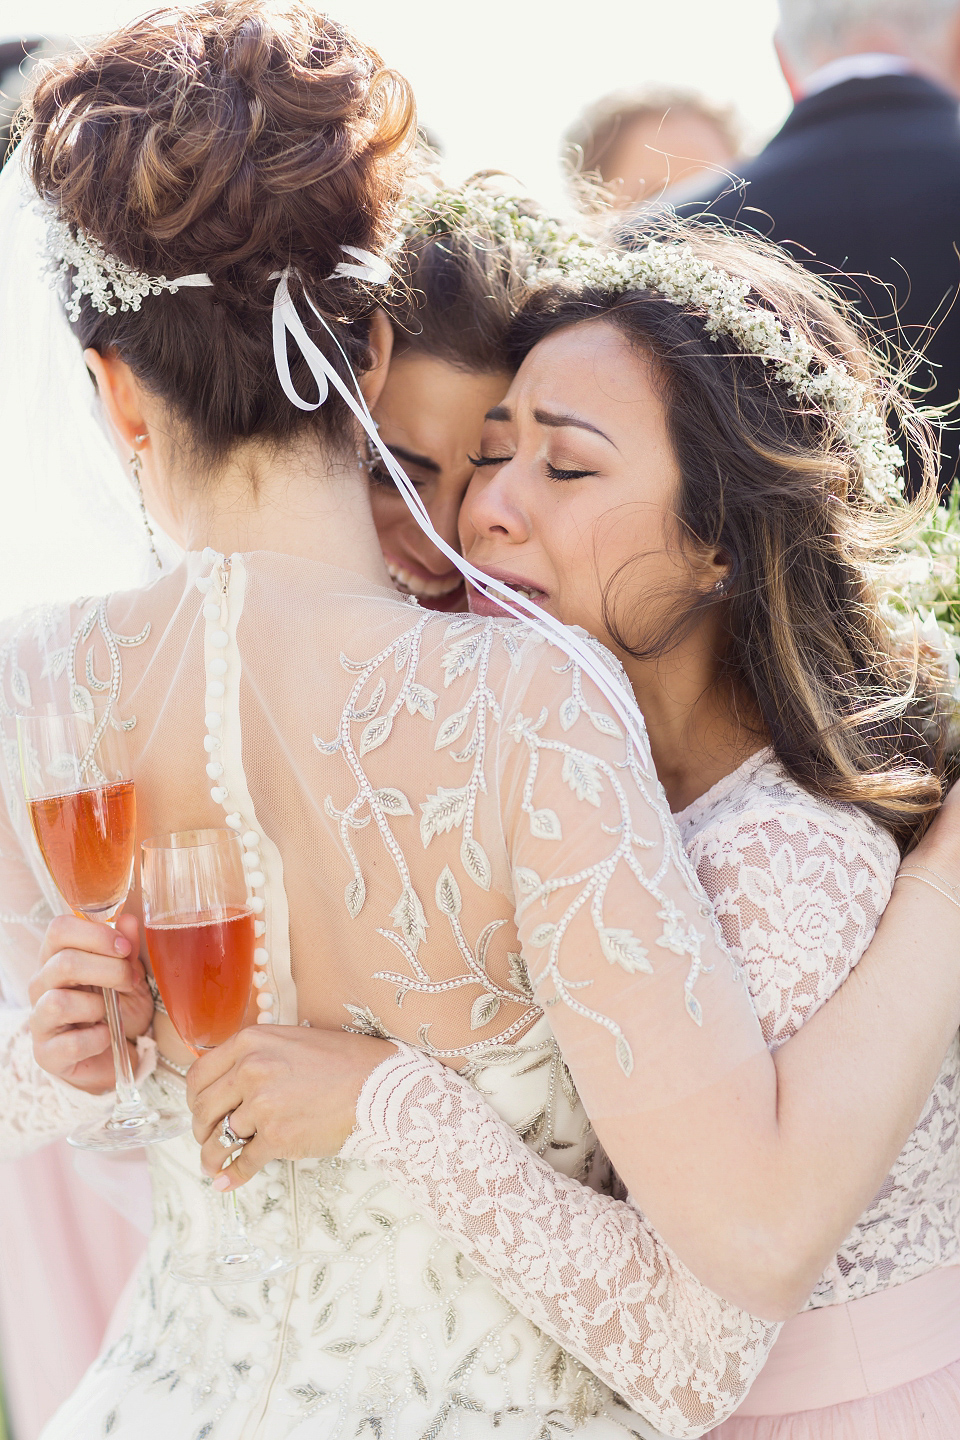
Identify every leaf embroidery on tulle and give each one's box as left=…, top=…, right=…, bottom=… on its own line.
left=317, top=613, right=709, bottom=1070
left=507, top=707, right=707, bottom=1072
left=0, top=600, right=149, bottom=792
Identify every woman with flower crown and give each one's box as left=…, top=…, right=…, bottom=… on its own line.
left=6, top=5, right=960, bottom=1440
left=171, top=225, right=960, bottom=1440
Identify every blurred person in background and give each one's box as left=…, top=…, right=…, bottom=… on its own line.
left=679, top=0, right=960, bottom=494
left=564, top=87, right=741, bottom=210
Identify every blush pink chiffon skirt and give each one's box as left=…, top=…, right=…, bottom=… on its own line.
left=0, top=1142, right=145, bottom=1440
left=708, top=1265, right=960, bottom=1439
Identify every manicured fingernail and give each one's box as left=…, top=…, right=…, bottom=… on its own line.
left=115, top=936, right=131, bottom=954
left=213, top=1173, right=232, bottom=1191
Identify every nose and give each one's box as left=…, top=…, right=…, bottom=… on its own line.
left=461, top=461, right=531, bottom=548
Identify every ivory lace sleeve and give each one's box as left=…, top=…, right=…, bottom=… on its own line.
left=343, top=1043, right=779, bottom=1438
left=0, top=1004, right=113, bottom=1158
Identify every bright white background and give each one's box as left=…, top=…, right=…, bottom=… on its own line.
left=0, top=0, right=791, bottom=209
left=0, top=0, right=792, bottom=615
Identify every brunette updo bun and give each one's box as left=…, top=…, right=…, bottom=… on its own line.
left=25, top=1, right=416, bottom=461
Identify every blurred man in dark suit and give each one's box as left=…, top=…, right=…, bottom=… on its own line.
left=678, top=0, right=960, bottom=493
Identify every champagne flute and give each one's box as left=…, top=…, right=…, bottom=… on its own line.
left=141, top=828, right=294, bottom=1285
left=17, top=712, right=189, bottom=1150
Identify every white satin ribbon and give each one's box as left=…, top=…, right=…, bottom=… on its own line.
left=331, top=245, right=392, bottom=285
left=269, top=271, right=657, bottom=764
left=165, top=243, right=390, bottom=300
left=166, top=273, right=214, bottom=290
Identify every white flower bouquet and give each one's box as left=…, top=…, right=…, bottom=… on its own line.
left=880, top=482, right=960, bottom=728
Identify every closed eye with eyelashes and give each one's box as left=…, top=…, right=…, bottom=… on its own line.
left=469, top=453, right=598, bottom=482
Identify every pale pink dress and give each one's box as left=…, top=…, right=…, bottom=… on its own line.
left=0, top=916, right=149, bottom=1437
left=0, top=1143, right=145, bottom=1440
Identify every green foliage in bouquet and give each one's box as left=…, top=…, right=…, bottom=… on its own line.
left=881, top=481, right=960, bottom=722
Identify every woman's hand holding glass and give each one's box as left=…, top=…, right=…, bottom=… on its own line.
left=189, top=1025, right=396, bottom=1191
left=29, top=912, right=154, bottom=1094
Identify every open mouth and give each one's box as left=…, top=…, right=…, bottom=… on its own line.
left=385, top=558, right=464, bottom=601
left=468, top=570, right=549, bottom=617
left=500, top=583, right=543, bottom=602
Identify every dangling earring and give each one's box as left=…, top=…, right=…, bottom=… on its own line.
left=130, top=438, right=162, bottom=571
left=357, top=427, right=381, bottom=478
left=356, top=417, right=381, bottom=475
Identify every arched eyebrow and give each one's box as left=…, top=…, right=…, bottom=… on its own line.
left=534, top=408, right=616, bottom=447
left=484, top=403, right=617, bottom=450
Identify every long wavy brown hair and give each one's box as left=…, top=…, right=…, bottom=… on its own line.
left=508, top=224, right=945, bottom=849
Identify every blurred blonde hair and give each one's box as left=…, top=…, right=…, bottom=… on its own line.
left=563, top=87, right=740, bottom=192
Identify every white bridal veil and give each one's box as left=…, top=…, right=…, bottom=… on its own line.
left=0, top=148, right=175, bottom=620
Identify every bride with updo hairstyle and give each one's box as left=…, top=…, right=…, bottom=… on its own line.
left=6, top=4, right=960, bottom=1439
left=26, top=0, right=413, bottom=468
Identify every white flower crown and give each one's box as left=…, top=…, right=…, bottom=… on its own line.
left=538, top=239, right=906, bottom=506
left=47, top=201, right=906, bottom=507
left=397, top=183, right=579, bottom=281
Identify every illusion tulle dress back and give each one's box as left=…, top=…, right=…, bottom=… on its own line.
left=0, top=549, right=779, bottom=1439
left=2, top=552, right=959, bottom=1436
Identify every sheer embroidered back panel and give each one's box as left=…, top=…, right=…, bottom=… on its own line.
left=0, top=552, right=764, bottom=1083
left=0, top=551, right=777, bottom=1439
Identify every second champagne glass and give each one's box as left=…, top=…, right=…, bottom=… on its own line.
left=141, top=827, right=294, bottom=1285
left=17, top=711, right=188, bottom=1150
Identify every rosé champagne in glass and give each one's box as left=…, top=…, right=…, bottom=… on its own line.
left=17, top=711, right=188, bottom=1150
left=142, top=828, right=293, bottom=1285
left=145, top=907, right=255, bottom=1053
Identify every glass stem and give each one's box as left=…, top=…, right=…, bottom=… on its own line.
left=102, top=982, right=143, bottom=1117
left=217, top=1189, right=255, bottom=1260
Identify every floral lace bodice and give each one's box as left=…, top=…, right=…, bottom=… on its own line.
left=680, top=752, right=960, bottom=1308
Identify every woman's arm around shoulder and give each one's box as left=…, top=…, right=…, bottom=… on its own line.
left=491, top=646, right=960, bottom=1318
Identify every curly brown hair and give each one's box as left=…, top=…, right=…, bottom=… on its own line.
left=22, top=1, right=416, bottom=464
left=508, top=224, right=945, bottom=849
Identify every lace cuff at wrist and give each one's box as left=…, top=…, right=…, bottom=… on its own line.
left=339, top=1042, right=431, bottom=1161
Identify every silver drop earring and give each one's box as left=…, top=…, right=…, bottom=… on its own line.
left=357, top=432, right=382, bottom=478
left=130, top=436, right=162, bottom=570
left=357, top=420, right=381, bottom=476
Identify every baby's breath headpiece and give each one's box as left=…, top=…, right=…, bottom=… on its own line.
left=397, top=183, right=579, bottom=284
left=45, top=212, right=392, bottom=323
left=539, top=238, right=906, bottom=506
